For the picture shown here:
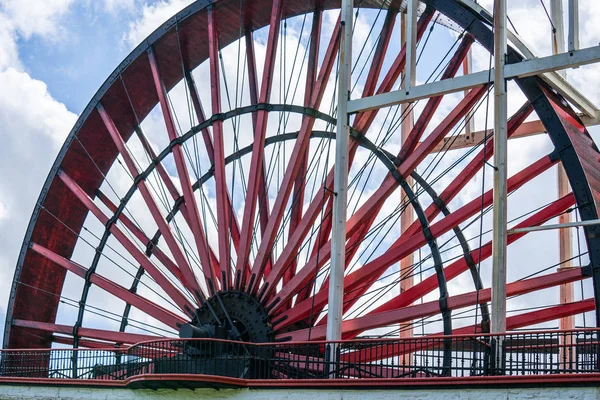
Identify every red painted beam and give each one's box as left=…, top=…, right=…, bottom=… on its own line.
left=95, top=190, right=186, bottom=285
left=340, top=299, right=595, bottom=363
left=148, top=48, right=217, bottom=292
left=57, top=170, right=194, bottom=314
left=247, top=12, right=342, bottom=294
left=338, top=193, right=576, bottom=338
left=30, top=243, right=186, bottom=330
left=280, top=267, right=585, bottom=341
left=207, top=8, right=233, bottom=288
left=97, top=104, right=201, bottom=298
left=13, top=320, right=160, bottom=345
left=269, top=85, right=488, bottom=309
left=284, top=8, right=323, bottom=307
left=235, top=0, right=284, bottom=287
left=274, top=154, right=557, bottom=325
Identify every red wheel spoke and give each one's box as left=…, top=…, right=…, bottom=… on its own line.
left=206, top=8, right=233, bottom=288
left=274, top=154, right=557, bottom=326
left=235, top=0, right=284, bottom=286
left=340, top=299, right=595, bottom=363
left=133, top=126, right=222, bottom=286
left=13, top=320, right=160, bottom=345
left=280, top=267, right=584, bottom=341
left=98, top=103, right=203, bottom=298
left=282, top=9, right=435, bottom=304
left=269, top=85, right=488, bottom=308
left=301, top=34, right=475, bottom=317
left=284, top=8, right=323, bottom=305
left=30, top=243, right=186, bottom=329
left=397, top=34, right=474, bottom=161
left=186, top=72, right=243, bottom=265
left=95, top=190, right=186, bottom=285
left=57, top=170, right=195, bottom=314
left=339, top=193, right=576, bottom=339
left=406, top=102, right=535, bottom=238
left=247, top=12, right=342, bottom=294
left=148, top=48, right=216, bottom=292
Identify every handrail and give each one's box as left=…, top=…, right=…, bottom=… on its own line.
left=0, top=329, right=598, bottom=386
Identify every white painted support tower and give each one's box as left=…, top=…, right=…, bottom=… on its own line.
left=326, top=0, right=352, bottom=370
left=491, top=0, right=508, bottom=365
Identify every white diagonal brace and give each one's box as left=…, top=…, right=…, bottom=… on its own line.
left=348, top=44, right=600, bottom=115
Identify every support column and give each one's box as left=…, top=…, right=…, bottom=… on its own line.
left=327, top=0, right=353, bottom=375
left=551, top=0, right=575, bottom=366
left=463, top=49, right=475, bottom=141
left=399, top=10, right=415, bottom=368
left=491, top=0, right=508, bottom=370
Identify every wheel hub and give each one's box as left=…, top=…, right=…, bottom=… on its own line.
left=179, top=291, right=273, bottom=343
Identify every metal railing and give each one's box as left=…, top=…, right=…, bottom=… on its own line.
left=0, top=329, right=598, bottom=383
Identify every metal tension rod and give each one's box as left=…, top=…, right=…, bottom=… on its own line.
left=348, top=44, right=600, bottom=114
left=508, top=219, right=600, bottom=234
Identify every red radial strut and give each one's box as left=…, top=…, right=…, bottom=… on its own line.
left=405, top=102, right=534, bottom=239
left=338, top=193, right=576, bottom=338
left=30, top=243, right=186, bottom=329
left=186, top=72, right=243, bottom=263
left=235, top=0, right=283, bottom=285
left=340, top=299, right=595, bottom=363
left=246, top=12, right=342, bottom=294
left=13, top=320, right=160, bottom=345
left=297, top=32, right=475, bottom=315
left=268, top=85, right=488, bottom=307
left=96, top=190, right=186, bottom=285
left=57, top=170, right=195, bottom=314
left=295, top=7, right=433, bottom=305
left=242, top=29, right=274, bottom=282
left=284, top=7, right=323, bottom=305
left=148, top=48, right=216, bottom=292
left=280, top=267, right=584, bottom=341
left=97, top=104, right=203, bottom=299
left=274, top=154, right=557, bottom=325
left=207, top=8, right=233, bottom=288
left=133, top=127, right=221, bottom=285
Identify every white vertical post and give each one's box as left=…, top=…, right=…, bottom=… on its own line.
left=463, top=49, right=475, bottom=141
left=405, top=0, right=417, bottom=89
left=327, top=0, right=352, bottom=374
left=551, top=0, right=566, bottom=78
left=491, top=0, right=508, bottom=367
left=568, top=0, right=579, bottom=52
left=552, top=0, right=576, bottom=365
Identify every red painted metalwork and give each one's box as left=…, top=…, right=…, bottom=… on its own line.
left=283, top=8, right=324, bottom=308
left=339, top=193, right=577, bottom=339
left=235, top=0, right=283, bottom=287
left=30, top=243, right=186, bottom=329
left=269, top=85, right=488, bottom=309
left=207, top=7, right=233, bottom=288
left=95, top=190, right=186, bottom=285
left=275, top=154, right=557, bottom=325
left=340, top=300, right=596, bottom=363
left=97, top=103, right=203, bottom=298
left=186, top=72, right=243, bottom=261
left=57, top=170, right=194, bottom=313
left=282, top=267, right=585, bottom=341
left=148, top=48, right=216, bottom=292
left=247, top=12, right=342, bottom=295
left=12, top=320, right=159, bottom=344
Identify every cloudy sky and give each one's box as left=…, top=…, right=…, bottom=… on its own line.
left=0, top=0, right=599, bottom=345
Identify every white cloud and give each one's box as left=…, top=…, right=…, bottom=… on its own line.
left=0, top=0, right=75, bottom=40
left=103, top=0, right=135, bottom=13
left=123, top=0, right=193, bottom=49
